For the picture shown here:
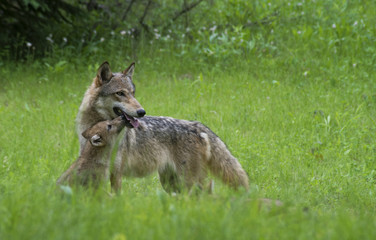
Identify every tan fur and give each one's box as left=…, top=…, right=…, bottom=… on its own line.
left=57, top=117, right=126, bottom=188
left=76, top=62, right=249, bottom=194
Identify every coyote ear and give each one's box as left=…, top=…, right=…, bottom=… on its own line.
left=89, top=134, right=105, bottom=147
left=96, top=61, right=112, bottom=86
left=82, top=128, right=92, bottom=140
left=122, top=62, right=135, bottom=78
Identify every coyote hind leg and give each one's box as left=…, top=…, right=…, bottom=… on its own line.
left=158, top=165, right=182, bottom=194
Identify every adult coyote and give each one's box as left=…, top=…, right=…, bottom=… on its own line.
left=76, top=62, right=249, bottom=193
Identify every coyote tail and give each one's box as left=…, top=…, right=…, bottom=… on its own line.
left=207, top=135, right=249, bottom=190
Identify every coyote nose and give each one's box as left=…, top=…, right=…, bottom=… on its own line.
left=137, top=109, right=146, bottom=117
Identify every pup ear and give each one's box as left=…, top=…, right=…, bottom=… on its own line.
left=122, top=62, right=135, bottom=78
left=89, top=134, right=105, bottom=147
left=96, top=61, right=113, bottom=86
left=81, top=128, right=91, bottom=140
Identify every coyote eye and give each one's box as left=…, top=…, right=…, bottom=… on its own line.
left=116, top=91, right=125, bottom=97
left=107, top=124, right=112, bottom=131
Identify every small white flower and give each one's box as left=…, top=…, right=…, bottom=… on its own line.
left=332, top=23, right=336, bottom=28
left=353, top=21, right=358, bottom=26
left=100, top=37, right=105, bottom=42
left=154, top=28, right=158, bottom=32
left=46, top=36, right=54, bottom=43
left=353, top=63, right=357, bottom=67
left=297, top=31, right=302, bottom=35
left=271, top=29, right=274, bottom=33
left=155, top=33, right=161, bottom=39
left=81, top=39, right=85, bottom=43
left=63, top=37, right=67, bottom=43
left=93, top=30, right=97, bottom=34
left=111, top=31, right=115, bottom=35
left=288, top=2, right=291, bottom=6
left=26, top=42, right=32, bottom=47
left=297, top=2, right=302, bottom=6
left=210, top=26, right=217, bottom=32
left=166, top=34, right=170, bottom=39
left=268, top=2, right=271, bottom=6
left=168, top=29, right=172, bottom=33
left=186, top=27, right=190, bottom=32
left=301, top=11, right=304, bottom=15
left=303, top=71, right=308, bottom=76
left=120, top=30, right=126, bottom=35
left=182, top=33, right=185, bottom=38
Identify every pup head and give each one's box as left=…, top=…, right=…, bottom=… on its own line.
left=94, top=61, right=146, bottom=128
left=82, top=116, right=126, bottom=147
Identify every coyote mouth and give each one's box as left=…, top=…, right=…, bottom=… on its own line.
left=113, top=107, right=139, bottom=128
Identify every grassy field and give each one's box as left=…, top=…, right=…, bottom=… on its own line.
left=0, top=52, right=375, bottom=239
left=1, top=1, right=376, bottom=238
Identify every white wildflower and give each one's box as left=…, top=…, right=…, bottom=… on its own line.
left=210, top=26, right=217, bottom=32
left=46, top=36, right=54, bottom=43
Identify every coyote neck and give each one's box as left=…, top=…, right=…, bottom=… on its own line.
left=76, top=83, right=110, bottom=150
left=80, top=142, right=112, bottom=167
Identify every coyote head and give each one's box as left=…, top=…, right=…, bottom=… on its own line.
left=94, top=62, right=145, bottom=128
left=82, top=116, right=126, bottom=147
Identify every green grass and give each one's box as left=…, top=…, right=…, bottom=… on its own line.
left=1, top=0, right=376, bottom=237
left=0, top=54, right=375, bottom=239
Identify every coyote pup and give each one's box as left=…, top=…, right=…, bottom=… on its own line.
left=57, top=116, right=126, bottom=188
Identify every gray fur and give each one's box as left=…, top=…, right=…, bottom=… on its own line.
left=111, top=116, right=249, bottom=193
